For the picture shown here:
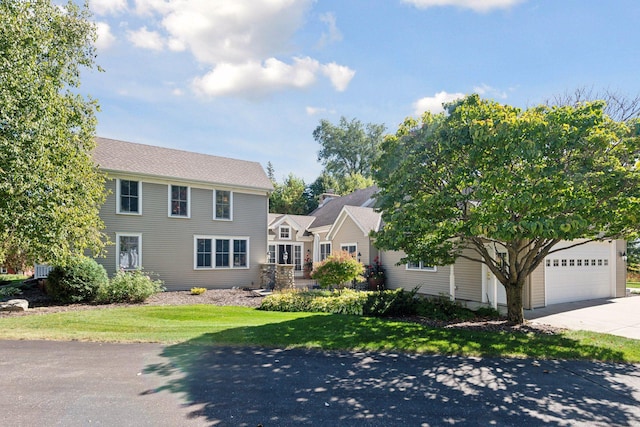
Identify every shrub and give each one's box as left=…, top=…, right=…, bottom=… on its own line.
left=363, top=288, right=420, bottom=317
left=415, top=295, right=475, bottom=320
left=311, top=251, right=364, bottom=288
left=0, top=286, right=23, bottom=299
left=96, top=270, right=164, bottom=303
left=45, top=257, right=108, bottom=303
left=190, top=287, right=206, bottom=295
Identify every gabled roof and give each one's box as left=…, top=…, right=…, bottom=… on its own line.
left=268, top=213, right=317, bottom=232
left=327, top=205, right=382, bottom=240
left=93, top=137, right=273, bottom=192
left=309, top=186, right=378, bottom=228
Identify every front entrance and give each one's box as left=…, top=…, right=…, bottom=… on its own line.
left=277, top=244, right=303, bottom=275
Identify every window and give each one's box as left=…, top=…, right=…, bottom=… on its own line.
left=214, top=190, right=232, bottom=220
left=194, top=236, right=249, bottom=269
left=407, top=261, right=437, bottom=272
left=279, top=225, right=291, bottom=240
left=320, top=243, right=331, bottom=261
left=604, top=259, right=609, bottom=266
left=340, top=244, right=357, bottom=256
left=0, top=266, right=7, bottom=274
left=591, top=259, right=596, bottom=266
left=267, top=244, right=276, bottom=263
left=553, top=259, right=559, bottom=267
left=546, top=259, right=550, bottom=267
left=598, top=259, right=603, bottom=266
left=196, top=239, right=212, bottom=268
left=169, top=185, right=190, bottom=217
left=118, top=179, right=141, bottom=214
left=561, top=259, right=567, bottom=267
left=117, top=233, right=141, bottom=270
left=577, top=259, right=582, bottom=266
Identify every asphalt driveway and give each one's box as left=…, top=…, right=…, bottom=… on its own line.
left=526, top=295, right=640, bottom=339
left=1, top=340, right=639, bottom=426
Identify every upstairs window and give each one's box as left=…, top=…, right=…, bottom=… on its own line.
left=169, top=185, right=190, bottom=217
left=215, top=190, right=232, bottom=220
left=118, top=179, right=141, bottom=214
left=279, top=225, right=291, bottom=240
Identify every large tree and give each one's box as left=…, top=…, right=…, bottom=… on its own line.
left=313, top=116, right=386, bottom=179
left=269, top=173, right=311, bottom=215
left=0, top=0, right=106, bottom=266
left=373, top=94, right=640, bottom=324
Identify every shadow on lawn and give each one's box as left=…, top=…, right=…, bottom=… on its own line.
left=143, top=314, right=640, bottom=426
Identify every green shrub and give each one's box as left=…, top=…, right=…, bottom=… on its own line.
left=96, top=270, right=164, bottom=303
left=473, top=305, right=501, bottom=319
left=190, top=287, right=206, bottom=295
left=45, top=257, right=108, bottom=303
left=0, top=286, right=23, bottom=299
left=363, top=288, right=420, bottom=317
left=311, top=251, right=364, bottom=288
left=415, top=295, right=475, bottom=320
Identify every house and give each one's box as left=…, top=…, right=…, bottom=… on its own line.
left=272, top=186, right=627, bottom=309
left=92, top=137, right=273, bottom=291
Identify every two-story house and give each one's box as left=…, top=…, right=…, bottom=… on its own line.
left=93, top=137, right=273, bottom=291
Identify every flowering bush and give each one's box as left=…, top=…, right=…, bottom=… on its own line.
left=190, top=287, right=207, bottom=295
left=96, top=269, right=164, bottom=303
left=363, top=256, right=385, bottom=280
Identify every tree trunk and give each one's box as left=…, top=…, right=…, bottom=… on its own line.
left=505, top=281, right=525, bottom=324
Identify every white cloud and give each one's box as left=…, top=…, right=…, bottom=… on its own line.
left=192, top=57, right=322, bottom=98
left=95, top=21, right=116, bottom=50
left=127, top=26, right=165, bottom=51
left=317, top=12, right=343, bottom=47
left=321, top=63, right=356, bottom=92
left=473, top=83, right=508, bottom=99
left=402, top=0, right=524, bottom=13
left=90, top=0, right=127, bottom=16
left=413, top=91, right=466, bottom=115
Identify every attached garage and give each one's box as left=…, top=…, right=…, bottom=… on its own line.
left=544, top=241, right=615, bottom=305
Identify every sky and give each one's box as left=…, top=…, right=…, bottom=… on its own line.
left=80, top=0, right=640, bottom=183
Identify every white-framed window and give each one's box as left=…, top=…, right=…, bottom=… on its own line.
left=0, top=266, right=7, bottom=274
left=267, top=244, right=276, bottom=264
left=214, top=190, right=232, bottom=220
left=117, top=179, right=141, bottom=214
left=406, top=261, right=437, bottom=272
left=169, top=185, right=190, bottom=218
left=194, top=236, right=249, bottom=269
left=116, top=233, right=142, bottom=270
left=320, top=243, right=331, bottom=261
left=279, top=225, right=291, bottom=240
left=340, top=243, right=357, bottom=257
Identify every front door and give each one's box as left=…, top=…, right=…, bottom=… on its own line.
left=278, top=244, right=303, bottom=275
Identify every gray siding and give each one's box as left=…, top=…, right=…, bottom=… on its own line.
left=382, top=250, right=450, bottom=296
left=98, top=177, right=268, bottom=290
left=452, top=255, right=482, bottom=302
left=332, top=217, right=372, bottom=263
left=529, top=264, right=546, bottom=308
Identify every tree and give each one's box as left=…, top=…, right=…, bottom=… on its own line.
left=373, top=94, right=640, bottom=324
left=0, top=0, right=106, bottom=266
left=548, top=86, right=640, bottom=122
left=269, top=173, right=310, bottom=214
left=314, top=117, right=386, bottom=178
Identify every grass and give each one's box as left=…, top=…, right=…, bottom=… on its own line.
left=626, top=281, right=640, bottom=289
left=0, top=305, right=638, bottom=363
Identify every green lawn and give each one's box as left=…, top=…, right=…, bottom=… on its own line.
left=1, top=305, right=638, bottom=363
left=626, top=282, right=640, bottom=289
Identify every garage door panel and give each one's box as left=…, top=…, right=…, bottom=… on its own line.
left=545, top=242, right=611, bottom=305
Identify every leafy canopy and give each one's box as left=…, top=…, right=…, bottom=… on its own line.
left=373, top=94, right=640, bottom=323
left=0, top=0, right=106, bottom=265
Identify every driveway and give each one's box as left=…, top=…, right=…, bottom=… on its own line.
left=525, top=295, right=640, bottom=339
left=1, top=340, right=639, bottom=426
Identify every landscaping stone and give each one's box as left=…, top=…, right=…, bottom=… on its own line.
left=0, top=299, right=29, bottom=312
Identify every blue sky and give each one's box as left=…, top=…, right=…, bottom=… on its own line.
left=83, top=0, right=640, bottom=183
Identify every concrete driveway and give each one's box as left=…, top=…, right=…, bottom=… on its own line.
left=1, top=340, right=640, bottom=426
left=526, top=295, right=640, bottom=339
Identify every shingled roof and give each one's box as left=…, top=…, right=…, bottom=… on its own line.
left=309, top=186, right=378, bottom=228
left=93, top=137, right=273, bottom=191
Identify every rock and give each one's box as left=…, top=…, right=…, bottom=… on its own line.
left=0, top=299, right=29, bottom=312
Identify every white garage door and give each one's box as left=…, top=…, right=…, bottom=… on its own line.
left=545, top=242, right=613, bottom=305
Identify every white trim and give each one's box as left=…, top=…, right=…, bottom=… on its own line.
left=406, top=261, right=437, bottom=272
left=279, top=225, right=292, bottom=240
left=213, top=190, right=233, bottom=221
left=320, top=242, right=332, bottom=261
left=194, top=235, right=250, bottom=270
left=116, top=232, right=142, bottom=270
left=116, top=179, right=142, bottom=215
left=340, top=243, right=358, bottom=256
left=449, top=265, right=455, bottom=301
left=168, top=184, right=191, bottom=218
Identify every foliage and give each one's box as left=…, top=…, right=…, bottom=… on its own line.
left=314, top=116, right=386, bottom=178
left=45, top=257, right=108, bottom=303
left=269, top=172, right=314, bottom=214
left=416, top=295, right=476, bottom=321
left=373, top=94, right=640, bottom=323
left=311, top=251, right=364, bottom=288
left=0, top=286, right=23, bottom=299
left=190, top=287, right=207, bottom=295
left=0, top=0, right=106, bottom=267
left=96, top=270, right=164, bottom=303
left=363, top=256, right=385, bottom=280
left=626, top=240, right=640, bottom=273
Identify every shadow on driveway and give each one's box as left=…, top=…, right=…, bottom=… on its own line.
left=144, top=318, right=640, bottom=426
